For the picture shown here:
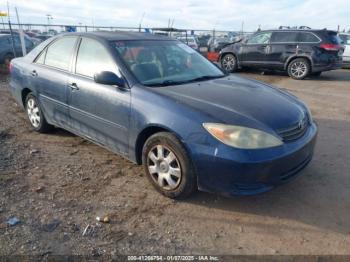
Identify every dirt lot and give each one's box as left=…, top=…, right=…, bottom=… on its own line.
left=0, top=69, right=350, bottom=256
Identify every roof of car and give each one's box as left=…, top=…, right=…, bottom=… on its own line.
left=261, top=29, right=337, bottom=34
left=60, top=31, right=171, bottom=41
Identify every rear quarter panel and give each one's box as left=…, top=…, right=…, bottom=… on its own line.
left=9, top=37, right=56, bottom=108
left=9, top=58, right=33, bottom=108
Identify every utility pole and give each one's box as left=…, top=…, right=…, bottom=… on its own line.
left=7, top=1, right=17, bottom=58
left=15, top=7, right=26, bottom=56
left=46, top=14, right=52, bottom=33
left=138, top=12, right=145, bottom=32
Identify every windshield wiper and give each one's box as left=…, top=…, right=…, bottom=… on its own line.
left=145, top=80, right=189, bottom=87
left=184, top=75, right=225, bottom=83
left=145, top=75, right=225, bottom=87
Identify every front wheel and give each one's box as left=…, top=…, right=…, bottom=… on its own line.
left=287, top=58, right=310, bottom=80
left=221, top=53, right=238, bottom=73
left=142, top=132, right=197, bottom=199
left=25, top=93, right=53, bottom=133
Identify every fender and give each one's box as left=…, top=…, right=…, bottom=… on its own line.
left=284, top=54, right=314, bottom=70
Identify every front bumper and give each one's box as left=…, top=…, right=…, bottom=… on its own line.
left=188, top=122, right=318, bottom=196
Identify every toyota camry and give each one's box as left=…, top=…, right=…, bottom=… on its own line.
left=9, top=32, right=317, bottom=198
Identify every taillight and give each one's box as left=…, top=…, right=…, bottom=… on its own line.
left=8, top=62, right=13, bottom=73
left=320, top=44, right=341, bottom=51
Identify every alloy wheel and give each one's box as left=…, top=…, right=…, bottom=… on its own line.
left=290, top=61, right=307, bottom=78
left=147, top=145, right=182, bottom=190
left=222, top=54, right=236, bottom=72
left=27, top=98, right=41, bottom=128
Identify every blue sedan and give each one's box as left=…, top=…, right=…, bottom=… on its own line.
left=9, top=32, right=317, bottom=198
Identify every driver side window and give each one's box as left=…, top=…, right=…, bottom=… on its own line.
left=247, top=32, right=272, bottom=44
left=76, top=38, right=119, bottom=78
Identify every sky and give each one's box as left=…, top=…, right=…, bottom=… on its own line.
left=1, top=0, right=349, bottom=32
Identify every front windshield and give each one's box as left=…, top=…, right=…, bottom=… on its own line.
left=112, top=40, right=224, bottom=86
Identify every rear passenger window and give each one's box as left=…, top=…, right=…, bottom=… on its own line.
left=270, top=32, right=298, bottom=43
left=75, top=38, right=118, bottom=78
left=299, top=33, right=320, bottom=43
left=45, top=37, right=77, bottom=71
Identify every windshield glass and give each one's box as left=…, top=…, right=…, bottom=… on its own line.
left=112, top=40, right=224, bottom=86
left=327, top=32, right=342, bottom=45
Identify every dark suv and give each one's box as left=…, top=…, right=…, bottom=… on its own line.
left=219, top=29, right=343, bottom=79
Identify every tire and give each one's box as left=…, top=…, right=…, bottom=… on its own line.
left=221, top=53, right=238, bottom=73
left=311, top=71, right=322, bottom=76
left=25, top=93, right=53, bottom=133
left=142, top=132, right=197, bottom=199
left=287, top=58, right=310, bottom=80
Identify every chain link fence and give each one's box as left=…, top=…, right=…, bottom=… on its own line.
left=0, top=22, right=255, bottom=67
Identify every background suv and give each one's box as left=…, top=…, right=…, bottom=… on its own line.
left=219, top=29, right=343, bottom=79
left=0, top=33, right=35, bottom=65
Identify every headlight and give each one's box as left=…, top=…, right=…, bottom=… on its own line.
left=203, top=123, right=283, bottom=149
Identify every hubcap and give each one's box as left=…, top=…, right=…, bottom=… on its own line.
left=27, top=98, right=41, bottom=128
left=222, top=55, right=235, bottom=71
left=147, top=145, right=181, bottom=190
left=291, top=61, right=307, bottom=78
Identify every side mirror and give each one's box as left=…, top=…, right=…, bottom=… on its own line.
left=94, top=71, right=125, bottom=87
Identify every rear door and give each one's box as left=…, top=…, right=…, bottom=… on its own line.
left=240, top=31, right=272, bottom=66
left=267, top=31, right=299, bottom=69
left=31, top=36, right=78, bottom=128
left=67, top=37, right=131, bottom=155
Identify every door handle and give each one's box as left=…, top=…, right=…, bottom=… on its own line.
left=31, top=70, right=38, bottom=77
left=68, top=83, right=79, bottom=91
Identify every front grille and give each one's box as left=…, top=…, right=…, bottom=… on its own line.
left=277, top=114, right=309, bottom=142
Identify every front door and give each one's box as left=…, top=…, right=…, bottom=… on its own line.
left=67, top=37, right=131, bottom=155
left=240, top=32, right=272, bottom=67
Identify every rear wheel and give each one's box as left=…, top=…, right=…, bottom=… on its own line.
left=287, top=58, right=310, bottom=80
left=221, top=53, right=237, bottom=73
left=142, top=132, right=197, bottom=199
left=25, top=93, right=53, bottom=133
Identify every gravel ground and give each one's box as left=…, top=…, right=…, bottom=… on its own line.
left=0, top=69, right=350, bottom=256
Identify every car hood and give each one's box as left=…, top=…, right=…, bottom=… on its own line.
left=153, top=75, right=306, bottom=133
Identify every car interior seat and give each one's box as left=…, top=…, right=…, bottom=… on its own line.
left=131, top=49, right=162, bottom=82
